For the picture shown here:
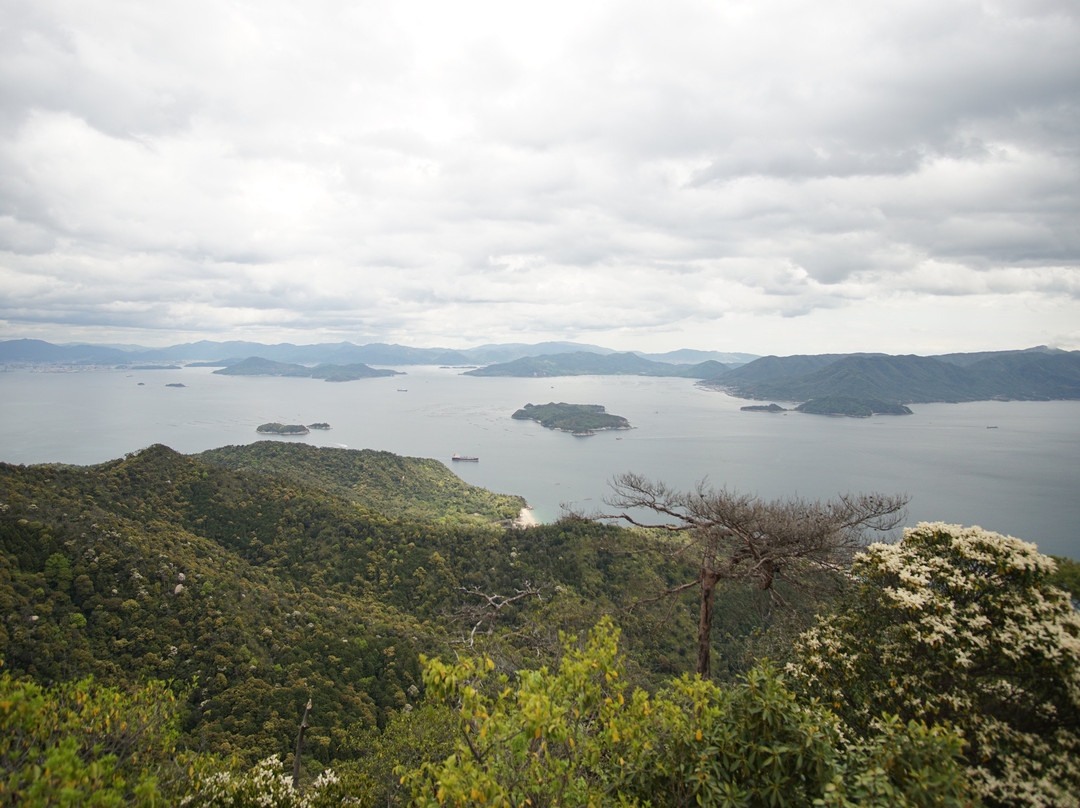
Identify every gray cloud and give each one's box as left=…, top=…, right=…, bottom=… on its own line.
left=0, top=0, right=1077, bottom=354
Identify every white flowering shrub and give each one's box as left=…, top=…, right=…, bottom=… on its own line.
left=180, top=755, right=345, bottom=808
left=788, top=522, right=1080, bottom=808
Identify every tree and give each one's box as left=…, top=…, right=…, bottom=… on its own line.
left=787, top=522, right=1080, bottom=808
left=603, top=473, right=907, bottom=678
left=402, top=619, right=973, bottom=808
left=0, top=673, right=208, bottom=807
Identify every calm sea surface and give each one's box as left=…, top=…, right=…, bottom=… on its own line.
left=2, top=365, right=1078, bottom=557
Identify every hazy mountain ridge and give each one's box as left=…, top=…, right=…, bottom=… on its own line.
left=713, top=348, right=1080, bottom=403
left=5, top=337, right=1078, bottom=403
left=463, top=351, right=732, bottom=378
left=0, top=338, right=747, bottom=367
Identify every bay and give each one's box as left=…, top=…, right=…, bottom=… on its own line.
left=1, top=365, right=1078, bottom=557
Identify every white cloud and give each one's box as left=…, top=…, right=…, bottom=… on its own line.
left=0, top=0, right=1077, bottom=352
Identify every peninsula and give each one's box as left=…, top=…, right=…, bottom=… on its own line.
left=512, top=402, right=632, bottom=436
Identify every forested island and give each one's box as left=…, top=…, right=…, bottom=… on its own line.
left=511, top=402, right=632, bottom=435
left=740, top=398, right=913, bottom=416
left=1, top=441, right=1078, bottom=806
left=213, top=356, right=402, bottom=381
left=256, top=422, right=310, bottom=435
left=796, top=396, right=912, bottom=416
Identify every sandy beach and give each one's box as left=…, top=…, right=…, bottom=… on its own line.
left=513, top=507, right=539, bottom=528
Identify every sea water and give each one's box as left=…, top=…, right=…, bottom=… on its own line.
left=1, top=364, right=1077, bottom=557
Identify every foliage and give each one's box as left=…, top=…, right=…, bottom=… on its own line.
left=0, top=445, right=707, bottom=767
left=788, top=522, right=1080, bottom=808
left=198, top=441, right=525, bottom=524
left=336, top=702, right=459, bottom=807
left=1049, top=554, right=1080, bottom=603
left=1, top=441, right=913, bottom=794
left=0, top=672, right=206, bottom=807
left=403, top=619, right=973, bottom=807
left=180, top=755, right=345, bottom=808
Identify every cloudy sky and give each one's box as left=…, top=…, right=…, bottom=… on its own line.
left=1, top=0, right=1078, bottom=355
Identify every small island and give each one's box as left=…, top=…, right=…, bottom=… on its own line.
left=741, top=397, right=912, bottom=417
left=214, top=356, right=402, bottom=382
left=796, top=396, right=912, bottom=417
left=740, top=403, right=785, bottom=412
left=511, top=402, right=632, bottom=436
left=256, top=422, right=310, bottom=435
left=307, top=422, right=331, bottom=430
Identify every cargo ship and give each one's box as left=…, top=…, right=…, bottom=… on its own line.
left=451, top=454, right=479, bottom=462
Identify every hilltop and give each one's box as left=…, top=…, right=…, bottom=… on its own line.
left=197, top=441, right=524, bottom=525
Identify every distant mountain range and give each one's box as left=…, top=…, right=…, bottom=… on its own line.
left=0, top=338, right=751, bottom=367
left=711, top=347, right=1080, bottom=404
left=3, top=338, right=1078, bottom=406
left=463, top=351, right=732, bottom=379
left=462, top=346, right=1080, bottom=409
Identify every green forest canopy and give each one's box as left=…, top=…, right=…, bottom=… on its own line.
left=1, top=442, right=1077, bottom=807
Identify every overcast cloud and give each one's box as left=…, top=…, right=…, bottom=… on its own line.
left=1, top=0, right=1078, bottom=354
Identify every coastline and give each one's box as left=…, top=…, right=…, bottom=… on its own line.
left=513, top=507, right=539, bottom=529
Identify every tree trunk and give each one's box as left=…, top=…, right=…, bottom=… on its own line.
left=293, top=698, right=312, bottom=790
left=697, top=571, right=721, bottom=679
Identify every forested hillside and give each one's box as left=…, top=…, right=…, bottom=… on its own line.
left=2, top=443, right=1078, bottom=807
left=0, top=445, right=705, bottom=767
left=197, top=442, right=526, bottom=525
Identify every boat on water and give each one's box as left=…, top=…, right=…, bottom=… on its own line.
left=451, top=454, right=479, bottom=462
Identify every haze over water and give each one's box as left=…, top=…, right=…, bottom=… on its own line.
left=2, top=365, right=1078, bottom=557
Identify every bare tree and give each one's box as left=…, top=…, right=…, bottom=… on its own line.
left=604, top=473, right=907, bottom=679
left=453, top=581, right=547, bottom=646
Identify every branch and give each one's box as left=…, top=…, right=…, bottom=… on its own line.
left=455, top=582, right=548, bottom=636
left=624, top=576, right=702, bottom=613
